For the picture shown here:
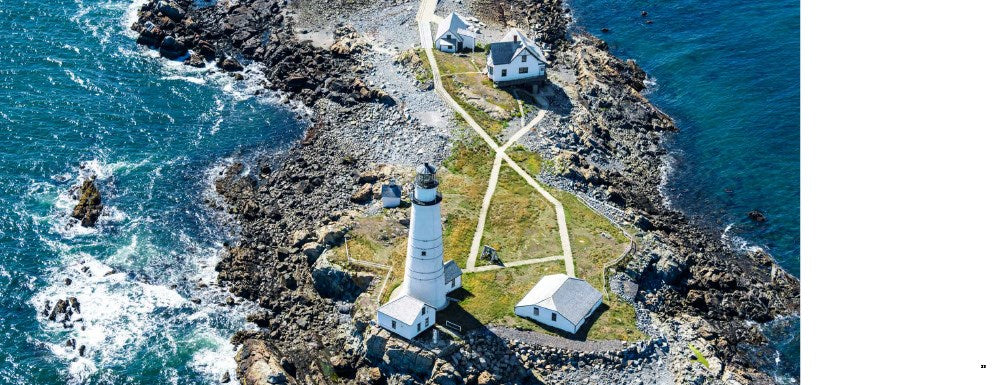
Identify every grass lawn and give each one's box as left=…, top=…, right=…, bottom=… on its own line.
left=434, top=51, right=519, bottom=139
left=478, top=165, right=561, bottom=265
left=440, top=133, right=493, bottom=269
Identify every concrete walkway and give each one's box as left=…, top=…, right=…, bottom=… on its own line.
left=463, top=255, right=565, bottom=273
left=417, top=0, right=574, bottom=277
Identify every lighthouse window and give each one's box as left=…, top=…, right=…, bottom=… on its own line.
left=533, top=307, right=539, bottom=316
left=421, top=251, right=426, bottom=256
left=391, top=320, right=396, bottom=329
left=551, top=313, right=557, bottom=322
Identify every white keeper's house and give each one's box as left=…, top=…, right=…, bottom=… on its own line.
left=376, top=164, right=463, bottom=340
left=515, top=274, right=603, bottom=334
left=435, top=12, right=476, bottom=53
left=486, top=28, right=547, bottom=87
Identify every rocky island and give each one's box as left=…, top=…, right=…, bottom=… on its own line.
left=127, top=0, right=799, bottom=384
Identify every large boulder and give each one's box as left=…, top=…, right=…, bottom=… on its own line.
left=220, top=57, right=244, bottom=72
left=158, top=36, right=188, bottom=59
left=155, top=1, right=185, bottom=21
left=71, top=178, right=103, bottom=227
left=311, top=257, right=360, bottom=300
left=384, top=345, right=435, bottom=378
left=235, top=339, right=298, bottom=385
left=315, top=224, right=348, bottom=246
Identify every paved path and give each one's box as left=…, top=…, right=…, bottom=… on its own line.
left=417, top=0, right=574, bottom=277
left=464, top=255, right=564, bottom=273
left=467, top=109, right=548, bottom=268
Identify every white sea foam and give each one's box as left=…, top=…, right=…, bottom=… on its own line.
left=722, top=223, right=765, bottom=254
left=162, top=75, right=208, bottom=85
left=31, top=254, right=187, bottom=383
left=188, top=333, right=238, bottom=381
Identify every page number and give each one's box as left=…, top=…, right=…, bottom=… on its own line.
left=982, top=364, right=987, bottom=368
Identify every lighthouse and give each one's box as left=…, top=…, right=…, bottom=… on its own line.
left=400, top=163, right=448, bottom=309
left=376, top=163, right=462, bottom=339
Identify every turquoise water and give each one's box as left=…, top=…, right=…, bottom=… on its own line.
left=0, top=0, right=303, bottom=383
left=569, top=0, right=800, bottom=381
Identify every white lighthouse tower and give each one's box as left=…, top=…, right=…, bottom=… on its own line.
left=400, top=163, right=448, bottom=309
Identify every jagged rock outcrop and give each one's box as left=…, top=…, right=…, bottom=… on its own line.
left=71, top=177, right=103, bottom=227
left=131, top=0, right=389, bottom=107
left=236, top=339, right=299, bottom=385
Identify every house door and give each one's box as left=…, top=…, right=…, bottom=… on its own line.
left=457, top=41, right=463, bottom=51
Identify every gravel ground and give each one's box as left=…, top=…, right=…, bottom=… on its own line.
left=487, top=326, right=626, bottom=352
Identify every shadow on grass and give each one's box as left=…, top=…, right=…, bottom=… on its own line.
left=436, top=294, right=485, bottom=334
left=508, top=82, right=573, bottom=116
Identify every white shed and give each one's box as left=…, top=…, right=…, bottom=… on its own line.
left=514, top=274, right=602, bottom=334
left=435, top=12, right=476, bottom=53
left=486, top=28, right=547, bottom=87
left=443, top=260, right=462, bottom=293
left=377, top=295, right=436, bottom=340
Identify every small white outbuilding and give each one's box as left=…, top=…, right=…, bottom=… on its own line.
left=514, top=274, right=602, bottom=334
left=381, top=179, right=401, bottom=208
left=376, top=294, right=436, bottom=340
left=435, top=12, right=476, bottom=53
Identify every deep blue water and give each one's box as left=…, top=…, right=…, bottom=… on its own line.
left=0, top=0, right=303, bottom=383
left=569, top=0, right=800, bottom=381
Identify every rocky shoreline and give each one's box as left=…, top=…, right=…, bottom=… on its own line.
left=126, top=0, right=799, bottom=384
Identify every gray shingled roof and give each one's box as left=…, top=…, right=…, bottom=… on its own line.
left=516, top=274, right=602, bottom=326
left=381, top=183, right=401, bottom=199
left=436, top=11, right=473, bottom=41
left=443, top=260, right=461, bottom=282
left=378, top=295, right=428, bottom=325
left=488, top=41, right=521, bottom=65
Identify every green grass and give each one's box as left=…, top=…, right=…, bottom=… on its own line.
left=440, top=134, right=494, bottom=268
left=479, top=165, right=561, bottom=265
left=450, top=261, right=566, bottom=326
left=507, top=145, right=544, bottom=175
left=434, top=51, right=518, bottom=139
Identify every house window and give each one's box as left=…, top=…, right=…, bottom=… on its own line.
left=488, top=67, right=493, bottom=75
left=449, top=278, right=455, bottom=287
left=447, top=34, right=451, bottom=39
left=391, top=320, right=396, bottom=329
left=425, top=319, right=430, bottom=328
left=421, top=307, right=426, bottom=315
left=519, top=67, right=528, bottom=74
left=550, top=313, right=557, bottom=322
left=501, top=69, right=507, bottom=77
left=533, top=307, right=539, bottom=316
left=521, top=55, right=527, bottom=62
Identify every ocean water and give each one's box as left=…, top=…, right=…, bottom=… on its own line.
left=568, top=0, right=800, bottom=381
left=0, top=0, right=304, bottom=383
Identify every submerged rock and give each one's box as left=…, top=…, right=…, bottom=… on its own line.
left=748, top=210, right=767, bottom=222
left=71, top=177, right=103, bottom=227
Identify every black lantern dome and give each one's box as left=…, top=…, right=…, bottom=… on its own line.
left=415, top=163, right=438, bottom=189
